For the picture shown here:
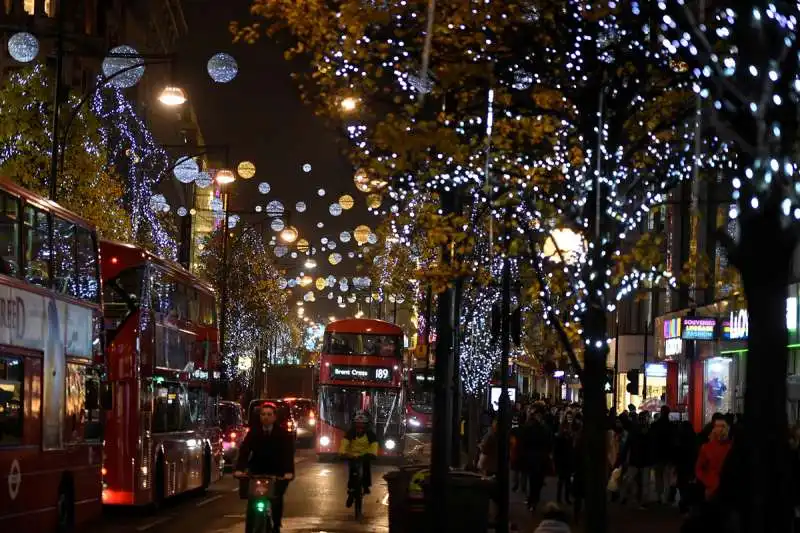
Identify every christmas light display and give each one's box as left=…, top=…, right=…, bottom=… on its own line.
left=207, top=52, right=239, bottom=83
left=7, top=32, right=39, bottom=63
left=102, top=45, right=145, bottom=89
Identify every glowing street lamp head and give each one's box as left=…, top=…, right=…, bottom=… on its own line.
left=280, top=226, right=298, bottom=243
left=158, top=86, right=187, bottom=106
left=215, top=169, right=235, bottom=185
left=340, top=96, right=358, bottom=112
left=542, top=228, right=585, bottom=265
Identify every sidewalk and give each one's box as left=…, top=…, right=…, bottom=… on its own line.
left=501, top=477, right=685, bottom=533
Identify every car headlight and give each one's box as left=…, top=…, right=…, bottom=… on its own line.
left=408, top=418, right=421, bottom=427
left=308, top=419, right=316, bottom=426
left=319, top=435, right=331, bottom=447
left=384, top=438, right=396, bottom=450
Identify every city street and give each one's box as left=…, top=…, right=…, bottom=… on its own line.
left=90, top=448, right=392, bottom=533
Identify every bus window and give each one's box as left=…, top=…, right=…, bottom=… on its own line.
left=103, top=267, right=143, bottom=344
left=76, top=227, right=99, bottom=302
left=153, top=381, right=186, bottom=433
left=65, top=364, right=103, bottom=443
left=199, top=293, right=216, bottom=326
left=0, top=191, right=20, bottom=277
left=53, top=216, right=77, bottom=297
left=23, top=205, right=50, bottom=288
left=323, top=333, right=401, bottom=357
left=0, top=355, right=23, bottom=445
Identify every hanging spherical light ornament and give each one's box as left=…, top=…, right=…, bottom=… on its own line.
left=291, top=252, right=298, bottom=259
left=274, top=245, right=288, bottom=257
left=367, top=232, right=379, bottom=245
left=102, top=45, right=145, bottom=88
left=353, top=225, right=371, bottom=244
left=270, top=218, right=285, bottom=232
left=297, top=238, right=310, bottom=253
left=173, top=156, right=199, bottom=183
left=195, top=172, right=212, bottom=188
left=338, top=194, right=355, bottom=210
left=303, top=291, right=313, bottom=302
left=327, top=241, right=336, bottom=250
left=354, top=168, right=371, bottom=192
left=329, top=203, right=343, bottom=217
left=278, top=278, right=288, bottom=290
left=512, top=69, right=534, bottom=91
left=340, top=282, right=349, bottom=292
left=161, top=204, right=171, bottom=213
left=149, top=194, right=167, bottom=212
left=7, top=32, right=39, bottom=63
left=339, top=232, right=351, bottom=243
left=317, top=188, right=326, bottom=197
left=329, top=292, right=336, bottom=300
left=209, top=197, right=224, bottom=212
left=315, top=278, right=327, bottom=291
left=348, top=252, right=356, bottom=258
left=321, top=237, right=329, bottom=245
left=237, top=161, right=256, bottom=179
left=302, top=163, right=312, bottom=173
left=207, top=52, right=238, bottom=83
left=366, top=194, right=382, bottom=209
left=348, top=294, right=357, bottom=303
left=228, top=214, right=240, bottom=229
left=258, top=182, right=271, bottom=195
left=177, top=207, right=188, bottom=217
left=317, top=222, right=324, bottom=228
left=325, top=276, right=336, bottom=288
left=255, top=205, right=263, bottom=213
left=329, top=253, right=342, bottom=265
left=266, top=200, right=284, bottom=215
left=395, top=295, right=406, bottom=304
left=287, top=279, right=297, bottom=288
left=295, top=201, right=307, bottom=213
left=391, top=204, right=400, bottom=214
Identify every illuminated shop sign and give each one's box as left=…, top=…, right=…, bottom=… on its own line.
left=681, top=318, right=717, bottom=341
left=645, top=363, right=668, bottom=378
left=663, top=318, right=682, bottom=339
left=722, top=296, right=797, bottom=341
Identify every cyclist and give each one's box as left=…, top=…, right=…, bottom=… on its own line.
left=339, top=410, right=378, bottom=507
left=234, top=402, right=295, bottom=533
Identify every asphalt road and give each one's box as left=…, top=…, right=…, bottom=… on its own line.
left=91, top=446, right=398, bottom=533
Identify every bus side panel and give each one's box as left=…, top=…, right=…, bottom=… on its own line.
left=102, top=379, right=139, bottom=505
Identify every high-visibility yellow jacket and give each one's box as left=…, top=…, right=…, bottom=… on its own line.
left=339, top=429, right=379, bottom=456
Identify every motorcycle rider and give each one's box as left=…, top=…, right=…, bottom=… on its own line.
left=234, top=402, right=295, bottom=533
left=339, top=410, right=378, bottom=507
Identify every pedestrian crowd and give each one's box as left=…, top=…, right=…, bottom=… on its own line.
left=472, top=396, right=800, bottom=532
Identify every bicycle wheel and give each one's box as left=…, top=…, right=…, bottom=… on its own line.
left=247, top=509, right=272, bottom=533
left=354, top=488, right=363, bottom=520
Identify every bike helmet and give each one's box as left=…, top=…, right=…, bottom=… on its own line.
left=353, top=411, right=370, bottom=424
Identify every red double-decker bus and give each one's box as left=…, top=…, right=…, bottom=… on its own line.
left=0, top=179, right=105, bottom=531
left=316, top=319, right=406, bottom=458
left=406, top=368, right=434, bottom=432
left=100, top=240, right=223, bottom=506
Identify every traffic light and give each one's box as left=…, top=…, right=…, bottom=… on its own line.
left=626, top=369, right=640, bottom=395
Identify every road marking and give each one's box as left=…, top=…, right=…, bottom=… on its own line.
left=196, top=494, right=223, bottom=507
left=136, top=515, right=174, bottom=531
left=223, top=514, right=245, bottom=518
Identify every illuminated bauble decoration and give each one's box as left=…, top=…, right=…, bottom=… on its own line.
left=266, top=200, right=284, bottom=214
left=190, top=208, right=197, bottom=215
left=274, top=245, right=288, bottom=257
left=391, top=205, right=399, bottom=214
left=295, top=202, right=307, bottom=213
left=317, top=222, right=324, bottom=228
left=354, top=167, right=388, bottom=193
left=237, top=161, right=256, bottom=179
left=353, top=225, right=371, bottom=244
left=327, top=241, right=336, bottom=250
left=348, top=252, right=356, bottom=258
left=339, top=195, right=355, bottom=210
left=321, top=237, right=329, bottom=245
left=162, top=204, right=171, bottom=213
left=340, top=231, right=351, bottom=243
left=291, top=252, right=298, bottom=259
left=512, top=69, right=533, bottom=91
left=329, top=203, right=343, bottom=217
left=207, top=52, right=238, bottom=83
left=302, top=163, right=312, bottom=173
left=303, top=291, right=315, bottom=302
left=297, top=238, right=310, bottom=252
left=195, top=172, right=212, bottom=188
left=102, top=45, right=145, bottom=88
left=149, top=194, right=168, bottom=212
left=278, top=278, right=288, bottom=290
left=177, top=207, right=188, bottom=217
left=258, top=182, right=271, bottom=195
left=317, top=188, right=326, bottom=197
left=287, top=278, right=296, bottom=287
left=395, top=295, right=406, bottom=304
left=270, top=218, right=285, bottom=232
left=329, top=253, right=342, bottom=265
left=7, top=32, right=39, bottom=63
left=315, top=278, right=327, bottom=291
left=174, top=157, right=199, bottom=183
left=366, top=194, right=382, bottom=209
left=347, top=294, right=357, bottom=303
left=255, top=205, right=263, bottom=213
left=367, top=232, right=378, bottom=245
left=329, top=293, right=335, bottom=300
left=300, top=275, right=313, bottom=287
left=228, top=214, right=240, bottom=229
left=209, top=198, right=224, bottom=212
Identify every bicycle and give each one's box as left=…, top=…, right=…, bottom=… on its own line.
left=343, top=454, right=373, bottom=519
left=234, top=472, right=279, bottom=533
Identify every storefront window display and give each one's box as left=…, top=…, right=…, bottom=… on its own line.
left=642, top=363, right=667, bottom=411
left=704, top=357, right=733, bottom=421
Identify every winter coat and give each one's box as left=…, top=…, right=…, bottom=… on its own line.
left=235, top=423, right=295, bottom=476
left=695, top=439, right=732, bottom=497
left=650, top=417, right=675, bottom=463
left=521, top=420, right=553, bottom=474
left=553, top=431, right=575, bottom=475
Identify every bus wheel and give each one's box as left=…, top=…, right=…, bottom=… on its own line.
left=153, top=455, right=166, bottom=511
left=201, top=447, right=212, bottom=491
left=56, top=477, right=75, bottom=533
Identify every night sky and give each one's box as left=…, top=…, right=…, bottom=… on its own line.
left=174, top=0, right=376, bottom=320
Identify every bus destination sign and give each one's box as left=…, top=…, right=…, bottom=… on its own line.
left=331, top=365, right=392, bottom=382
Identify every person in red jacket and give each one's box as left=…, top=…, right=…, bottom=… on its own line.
left=695, top=414, right=732, bottom=501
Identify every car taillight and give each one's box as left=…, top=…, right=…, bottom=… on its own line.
left=101, top=466, right=107, bottom=477
left=309, top=411, right=315, bottom=419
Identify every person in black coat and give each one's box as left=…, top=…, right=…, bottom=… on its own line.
left=235, top=403, right=296, bottom=533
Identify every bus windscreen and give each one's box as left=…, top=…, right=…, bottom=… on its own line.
left=323, top=333, right=401, bottom=357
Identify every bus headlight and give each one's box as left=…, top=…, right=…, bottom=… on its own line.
left=408, top=418, right=421, bottom=428
left=319, top=435, right=331, bottom=447
left=384, top=438, right=396, bottom=450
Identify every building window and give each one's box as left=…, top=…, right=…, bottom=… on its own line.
left=23, top=0, right=52, bottom=16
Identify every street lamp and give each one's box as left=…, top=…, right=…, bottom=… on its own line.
left=158, top=86, right=188, bottom=106
left=542, top=228, right=585, bottom=264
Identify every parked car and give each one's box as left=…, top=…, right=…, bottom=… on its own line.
left=219, top=400, right=246, bottom=468
left=247, top=398, right=297, bottom=439
left=284, top=398, right=316, bottom=440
